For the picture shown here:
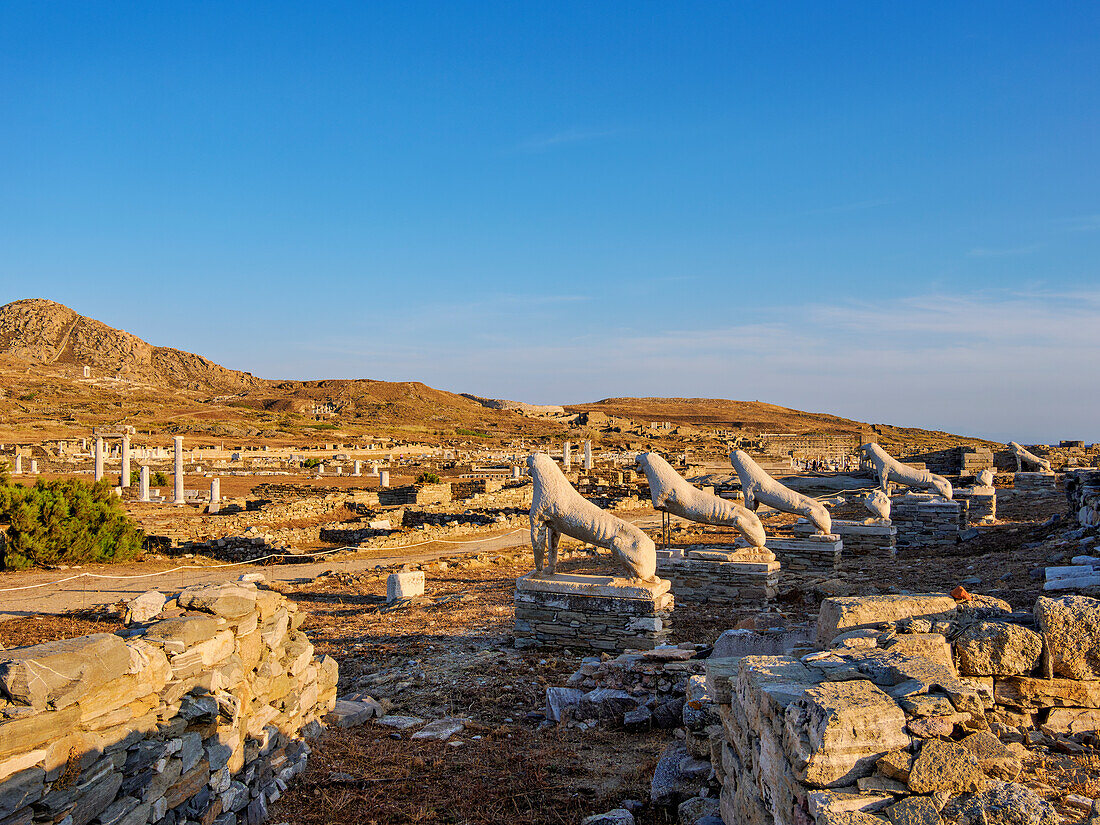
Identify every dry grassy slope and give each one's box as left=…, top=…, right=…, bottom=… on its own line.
left=0, top=299, right=996, bottom=448
left=0, top=298, right=260, bottom=392
left=566, top=397, right=866, bottom=433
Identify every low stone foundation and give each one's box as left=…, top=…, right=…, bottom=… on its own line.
left=954, top=485, right=996, bottom=524
left=513, top=573, right=674, bottom=652
left=1014, top=471, right=1058, bottom=492
left=754, top=534, right=842, bottom=572
left=656, top=547, right=779, bottom=603
left=0, top=582, right=337, bottom=825
left=793, top=520, right=896, bottom=558
left=891, top=493, right=965, bottom=552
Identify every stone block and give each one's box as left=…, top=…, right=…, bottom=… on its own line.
left=955, top=621, right=1043, bottom=677
left=907, top=739, right=983, bottom=794
left=386, top=571, right=425, bottom=603
left=994, top=676, right=1100, bottom=708
left=783, top=680, right=910, bottom=788
left=178, top=584, right=258, bottom=620
left=816, top=595, right=957, bottom=647
left=1035, top=595, right=1100, bottom=679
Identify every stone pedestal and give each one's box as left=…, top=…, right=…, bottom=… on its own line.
left=514, top=573, right=673, bottom=652
left=753, top=534, right=842, bottom=572
left=890, top=494, right=965, bottom=552
left=656, top=547, right=779, bottom=603
left=954, top=486, right=996, bottom=525
left=1014, top=472, right=1057, bottom=492
left=793, top=520, right=896, bottom=558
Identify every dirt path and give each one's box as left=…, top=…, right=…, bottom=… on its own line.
left=0, top=514, right=664, bottom=619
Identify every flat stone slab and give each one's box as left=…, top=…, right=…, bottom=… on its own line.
left=516, top=572, right=670, bottom=599
left=376, top=714, right=424, bottom=730
left=686, top=548, right=776, bottom=563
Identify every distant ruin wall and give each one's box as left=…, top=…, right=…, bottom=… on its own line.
left=0, top=583, right=337, bottom=825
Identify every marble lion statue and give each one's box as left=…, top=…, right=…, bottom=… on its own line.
left=976, top=468, right=995, bottom=488
left=859, top=443, right=953, bottom=500
left=729, top=450, right=832, bottom=535
left=864, top=489, right=891, bottom=520
left=635, top=452, right=766, bottom=547
left=527, top=453, right=656, bottom=581
left=1008, top=442, right=1052, bottom=474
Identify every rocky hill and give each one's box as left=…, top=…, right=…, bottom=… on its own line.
left=0, top=299, right=261, bottom=392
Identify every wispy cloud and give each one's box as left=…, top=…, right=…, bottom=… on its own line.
left=1055, top=214, right=1100, bottom=232
left=515, top=127, right=619, bottom=152
left=966, top=244, right=1041, bottom=258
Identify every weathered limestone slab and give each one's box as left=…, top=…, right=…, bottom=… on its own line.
left=994, top=676, right=1100, bottom=709
left=1014, top=471, right=1057, bottom=492
left=784, top=680, right=910, bottom=788
left=816, top=595, right=957, bottom=647
left=1035, top=595, right=1100, bottom=679
left=514, top=572, right=673, bottom=652
left=0, top=634, right=130, bottom=709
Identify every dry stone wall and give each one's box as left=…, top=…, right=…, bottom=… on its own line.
left=694, top=592, right=1100, bottom=825
left=0, top=582, right=337, bottom=825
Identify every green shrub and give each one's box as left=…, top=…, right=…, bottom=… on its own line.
left=303, top=457, right=323, bottom=468
left=454, top=428, right=489, bottom=438
left=152, top=471, right=168, bottom=487
left=0, top=478, right=145, bottom=570
left=415, top=472, right=441, bottom=485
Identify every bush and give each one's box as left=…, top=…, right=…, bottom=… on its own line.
left=0, top=477, right=145, bottom=570
left=303, top=458, right=322, bottom=468
left=152, top=471, right=168, bottom=487
left=415, top=472, right=441, bottom=485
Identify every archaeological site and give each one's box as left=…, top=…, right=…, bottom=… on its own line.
left=0, top=297, right=1097, bottom=825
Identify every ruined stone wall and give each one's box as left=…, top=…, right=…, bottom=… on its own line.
left=0, top=583, right=338, bottom=825
left=703, top=592, right=1100, bottom=825
left=1068, top=469, right=1100, bottom=528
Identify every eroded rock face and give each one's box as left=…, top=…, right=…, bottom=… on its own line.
left=1035, top=595, right=1100, bottom=680
left=783, top=680, right=909, bottom=788
left=955, top=621, right=1043, bottom=677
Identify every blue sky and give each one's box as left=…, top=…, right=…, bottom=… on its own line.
left=1, top=2, right=1098, bottom=443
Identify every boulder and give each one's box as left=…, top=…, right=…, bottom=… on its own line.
left=1035, top=596, right=1100, bottom=679
left=907, top=739, right=983, bottom=793
left=544, top=687, right=584, bottom=723
left=948, top=782, right=1058, bottom=825
left=677, top=797, right=720, bottom=825
left=125, top=591, right=167, bottom=624
left=783, top=680, right=910, bottom=788
left=876, top=749, right=913, bottom=782
left=581, top=810, right=635, bottom=825
left=651, top=741, right=710, bottom=806
left=955, top=622, right=1043, bottom=677
left=817, top=595, right=957, bottom=647
left=960, top=730, right=1021, bottom=780
left=177, top=584, right=258, bottom=620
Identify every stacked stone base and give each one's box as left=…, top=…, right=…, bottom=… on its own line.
left=891, top=494, right=965, bottom=552
left=514, top=573, right=673, bottom=652
left=793, top=520, right=896, bottom=558
left=656, top=547, right=779, bottom=603
left=752, top=534, right=842, bottom=572
left=954, top=486, right=996, bottom=525
left=1014, top=471, right=1057, bottom=492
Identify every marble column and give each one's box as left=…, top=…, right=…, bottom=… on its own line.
left=379, top=468, right=390, bottom=488
left=94, top=438, right=104, bottom=481
left=30, top=460, right=37, bottom=474
left=173, top=436, right=185, bottom=504
left=121, top=434, right=131, bottom=488
left=353, top=460, right=361, bottom=476
left=584, top=440, right=593, bottom=471
left=563, top=442, right=572, bottom=471
left=139, top=465, right=150, bottom=502
left=13, top=454, right=22, bottom=474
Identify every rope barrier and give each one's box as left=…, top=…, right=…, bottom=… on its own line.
left=0, top=528, right=527, bottom=595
